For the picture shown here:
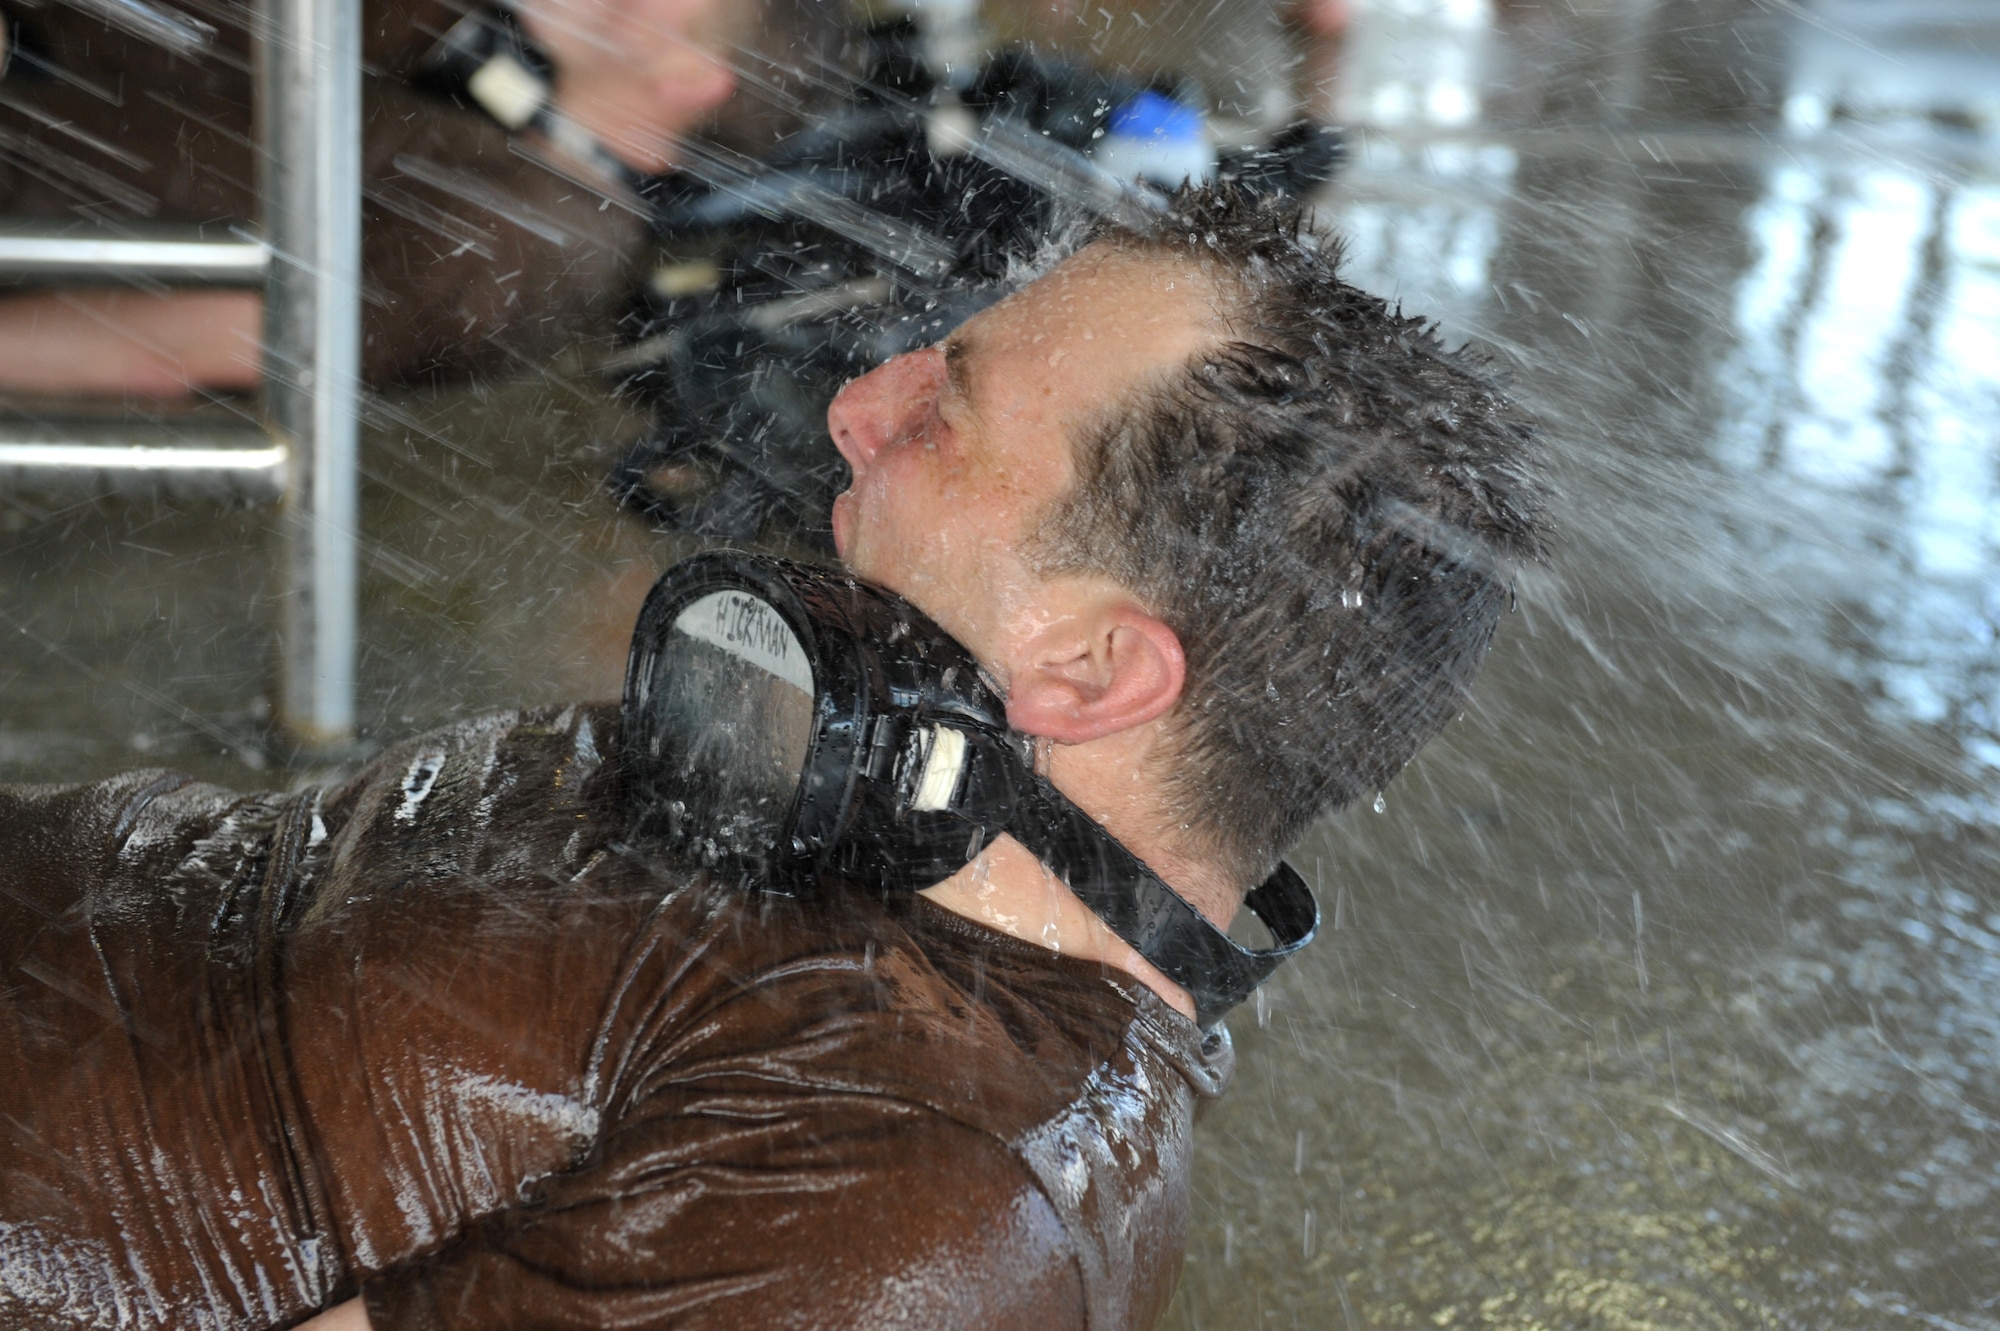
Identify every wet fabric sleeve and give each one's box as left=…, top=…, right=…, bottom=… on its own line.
left=360, top=1099, right=1088, bottom=1331
left=0, top=773, right=348, bottom=1331
left=0, top=771, right=216, bottom=948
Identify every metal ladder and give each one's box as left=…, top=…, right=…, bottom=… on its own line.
left=0, top=0, right=362, bottom=748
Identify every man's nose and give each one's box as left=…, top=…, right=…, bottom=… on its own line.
left=827, top=348, right=946, bottom=474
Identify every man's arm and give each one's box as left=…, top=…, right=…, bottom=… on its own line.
left=355, top=1104, right=1084, bottom=1331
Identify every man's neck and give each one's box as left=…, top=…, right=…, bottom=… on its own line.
left=916, top=770, right=1239, bottom=1024
left=916, top=659, right=1240, bottom=1019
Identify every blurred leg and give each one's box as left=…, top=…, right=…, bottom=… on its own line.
left=0, top=288, right=263, bottom=398
left=1288, top=0, right=1350, bottom=122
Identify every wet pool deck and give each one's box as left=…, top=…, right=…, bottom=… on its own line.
left=4, top=1, right=2000, bottom=1327
left=0, top=361, right=707, bottom=784
left=1173, top=4, right=2000, bottom=1327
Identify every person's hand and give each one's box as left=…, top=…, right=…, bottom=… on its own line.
left=514, top=0, right=740, bottom=174
left=295, top=1298, right=373, bottom=1331
left=1291, top=0, right=1350, bottom=37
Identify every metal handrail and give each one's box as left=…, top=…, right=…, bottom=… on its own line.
left=0, top=227, right=269, bottom=284
left=260, top=0, right=363, bottom=746
left=0, top=421, right=287, bottom=500
left=0, top=0, right=363, bottom=748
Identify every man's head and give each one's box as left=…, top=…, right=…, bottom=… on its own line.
left=829, top=185, right=1546, bottom=890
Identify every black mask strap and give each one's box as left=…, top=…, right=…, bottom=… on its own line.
left=916, top=725, right=1319, bottom=1028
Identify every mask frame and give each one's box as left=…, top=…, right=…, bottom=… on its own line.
left=623, top=551, right=1318, bottom=1027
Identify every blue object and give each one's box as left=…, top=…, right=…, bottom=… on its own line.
left=1107, top=90, right=1205, bottom=143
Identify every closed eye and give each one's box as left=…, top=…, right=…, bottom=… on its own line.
left=940, top=334, right=979, bottom=424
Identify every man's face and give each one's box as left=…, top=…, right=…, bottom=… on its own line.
left=826, top=246, right=1218, bottom=670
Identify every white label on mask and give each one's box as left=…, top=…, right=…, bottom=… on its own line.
left=673, top=591, right=815, bottom=696
left=910, top=725, right=968, bottom=813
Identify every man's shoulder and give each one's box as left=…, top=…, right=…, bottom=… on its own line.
left=626, top=880, right=1225, bottom=1118
left=329, top=703, right=618, bottom=809
left=0, top=768, right=283, bottom=963
left=600, top=883, right=1229, bottom=1330
left=312, top=703, right=624, bottom=900
left=399, top=875, right=1226, bottom=1331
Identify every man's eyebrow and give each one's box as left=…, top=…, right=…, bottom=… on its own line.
left=942, top=333, right=978, bottom=409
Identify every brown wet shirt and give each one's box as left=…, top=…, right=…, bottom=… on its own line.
left=0, top=706, right=1230, bottom=1330
left=0, top=0, right=645, bottom=386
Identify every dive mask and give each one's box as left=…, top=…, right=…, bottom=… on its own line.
left=622, top=550, right=1318, bottom=1027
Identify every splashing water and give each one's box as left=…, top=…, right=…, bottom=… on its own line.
left=1, top=2, right=1997, bottom=1328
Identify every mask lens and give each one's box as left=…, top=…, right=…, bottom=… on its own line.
left=646, top=588, right=816, bottom=865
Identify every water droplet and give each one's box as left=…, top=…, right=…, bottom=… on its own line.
left=1373, top=792, right=1387, bottom=814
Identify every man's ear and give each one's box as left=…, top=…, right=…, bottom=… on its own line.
left=1004, top=604, right=1186, bottom=744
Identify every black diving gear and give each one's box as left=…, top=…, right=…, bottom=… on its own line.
left=622, top=550, right=1319, bottom=1028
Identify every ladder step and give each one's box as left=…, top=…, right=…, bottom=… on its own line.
left=0, top=227, right=268, bottom=285
left=0, top=422, right=287, bottom=501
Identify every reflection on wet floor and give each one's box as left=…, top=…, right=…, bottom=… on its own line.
left=1718, top=159, right=2000, bottom=761
left=4, top=0, right=2000, bottom=1327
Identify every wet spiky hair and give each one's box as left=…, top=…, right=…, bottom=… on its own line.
left=1027, top=183, right=1549, bottom=886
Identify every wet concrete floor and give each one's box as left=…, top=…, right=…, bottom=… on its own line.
left=1170, top=3, right=2000, bottom=1327
left=3, top=1, right=1999, bottom=1327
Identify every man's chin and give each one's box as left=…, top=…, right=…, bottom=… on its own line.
left=829, top=495, right=853, bottom=562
